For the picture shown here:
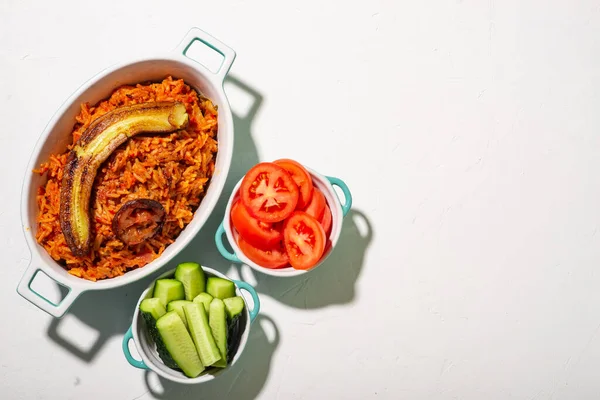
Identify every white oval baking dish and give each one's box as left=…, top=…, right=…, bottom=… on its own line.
left=17, top=27, right=236, bottom=318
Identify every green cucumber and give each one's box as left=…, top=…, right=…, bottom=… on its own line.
left=193, top=292, right=214, bottom=314
left=227, top=317, right=242, bottom=364
left=153, top=279, right=185, bottom=307
left=167, top=300, right=192, bottom=328
left=139, top=299, right=170, bottom=363
left=174, top=262, right=206, bottom=300
left=139, top=298, right=178, bottom=369
left=140, top=298, right=167, bottom=321
left=224, top=298, right=244, bottom=364
left=223, top=296, right=245, bottom=320
left=156, top=311, right=204, bottom=378
left=183, top=303, right=222, bottom=367
left=206, top=277, right=236, bottom=299
left=209, top=298, right=228, bottom=368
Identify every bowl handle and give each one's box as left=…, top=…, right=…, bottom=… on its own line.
left=122, top=326, right=149, bottom=370
left=16, top=263, right=82, bottom=318
left=215, top=222, right=241, bottom=263
left=233, top=280, right=260, bottom=323
left=174, top=27, right=236, bottom=82
left=326, top=176, right=353, bottom=217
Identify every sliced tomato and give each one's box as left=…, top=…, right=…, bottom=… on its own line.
left=283, top=212, right=326, bottom=270
left=273, top=159, right=314, bottom=209
left=304, top=187, right=326, bottom=220
left=237, top=236, right=289, bottom=269
left=320, top=205, right=332, bottom=236
left=240, top=162, right=299, bottom=223
left=231, top=200, right=282, bottom=250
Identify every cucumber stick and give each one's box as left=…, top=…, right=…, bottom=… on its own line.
left=153, top=279, right=185, bottom=307
left=209, top=298, right=228, bottom=368
left=156, top=311, right=204, bottom=378
left=222, top=297, right=244, bottom=362
left=175, top=262, right=206, bottom=300
left=206, top=277, right=236, bottom=299
left=223, top=296, right=245, bottom=320
left=139, top=298, right=166, bottom=342
left=193, top=292, right=214, bottom=314
left=183, top=303, right=222, bottom=367
left=167, top=300, right=192, bottom=328
left=139, top=299, right=177, bottom=370
left=140, top=298, right=166, bottom=321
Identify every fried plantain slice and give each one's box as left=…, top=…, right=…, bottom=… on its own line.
left=112, top=199, right=166, bottom=246
left=60, top=102, right=189, bottom=256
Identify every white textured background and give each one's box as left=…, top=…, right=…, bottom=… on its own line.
left=2, top=1, right=600, bottom=399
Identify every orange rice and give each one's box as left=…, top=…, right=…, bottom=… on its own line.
left=35, top=77, right=218, bottom=281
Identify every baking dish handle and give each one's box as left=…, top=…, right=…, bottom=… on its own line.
left=122, top=326, right=149, bottom=370
left=175, top=27, right=236, bottom=82
left=16, top=263, right=82, bottom=318
left=326, top=176, right=353, bottom=217
left=215, top=222, right=241, bottom=263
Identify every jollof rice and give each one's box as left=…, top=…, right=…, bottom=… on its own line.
left=35, top=77, right=218, bottom=281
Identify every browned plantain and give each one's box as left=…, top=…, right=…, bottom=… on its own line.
left=112, top=199, right=166, bottom=246
left=60, top=102, right=189, bottom=256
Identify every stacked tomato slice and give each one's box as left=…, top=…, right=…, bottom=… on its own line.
left=230, top=159, right=332, bottom=270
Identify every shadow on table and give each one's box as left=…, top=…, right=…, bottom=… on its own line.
left=144, top=314, right=278, bottom=400
left=46, top=75, right=263, bottom=363
left=46, top=277, right=155, bottom=361
left=167, top=75, right=262, bottom=272
left=252, top=209, right=372, bottom=309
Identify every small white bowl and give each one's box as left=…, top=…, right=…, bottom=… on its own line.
left=122, top=266, right=260, bottom=384
left=215, top=166, right=352, bottom=277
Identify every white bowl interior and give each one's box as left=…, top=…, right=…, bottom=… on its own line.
left=223, top=168, right=344, bottom=277
left=132, top=267, right=251, bottom=384
left=22, top=57, right=233, bottom=289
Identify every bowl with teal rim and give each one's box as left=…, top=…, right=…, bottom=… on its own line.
left=122, top=265, right=259, bottom=384
left=215, top=165, right=352, bottom=277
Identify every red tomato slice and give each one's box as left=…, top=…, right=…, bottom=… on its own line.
left=304, top=187, right=326, bottom=220
left=237, top=236, right=289, bottom=269
left=231, top=200, right=282, bottom=250
left=240, top=162, right=299, bottom=223
left=273, top=159, right=314, bottom=209
left=283, top=212, right=326, bottom=270
left=320, top=205, right=332, bottom=236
